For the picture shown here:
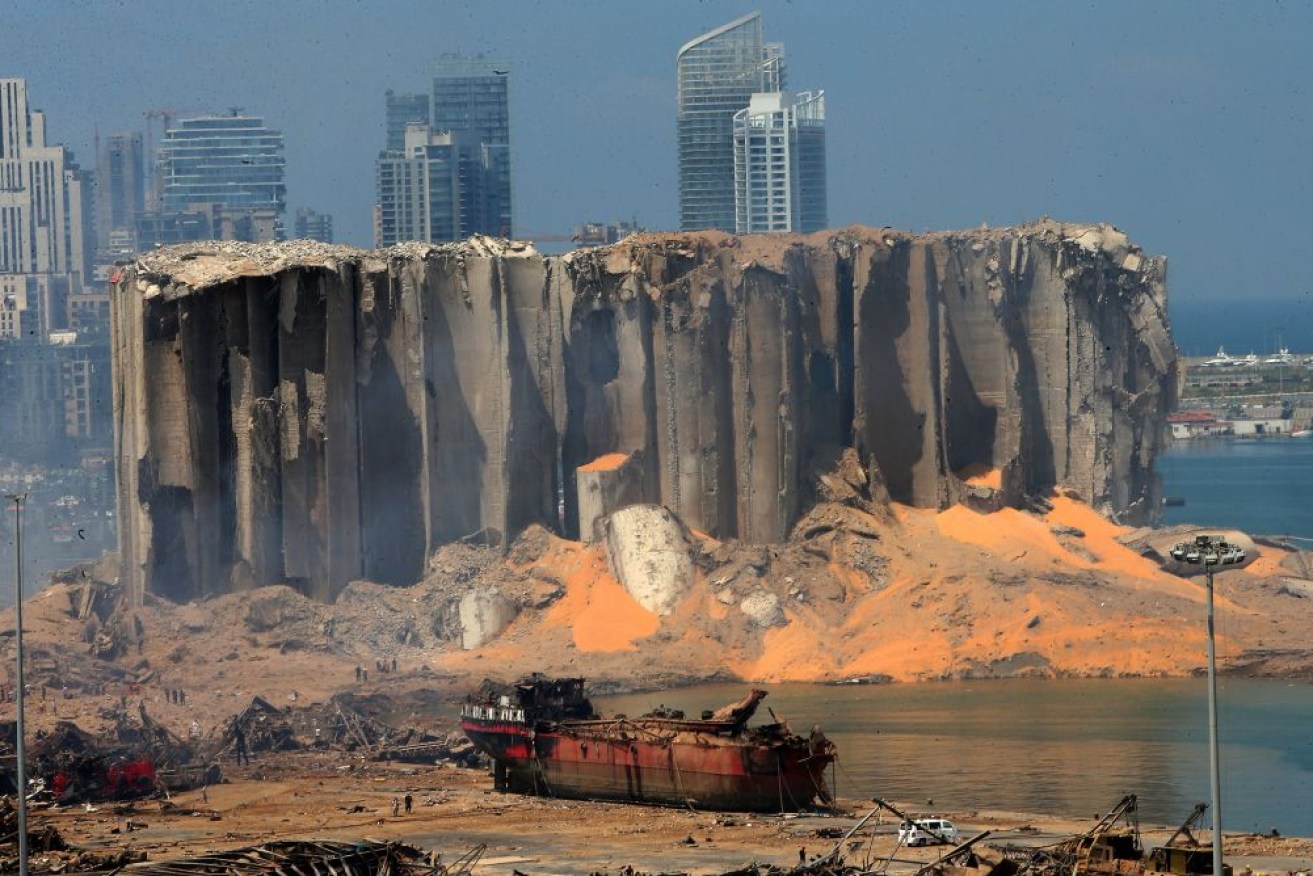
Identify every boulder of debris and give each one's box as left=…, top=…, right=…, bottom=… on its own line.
left=604, top=505, right=695, bottom=616
left=458, top=588, right=517, bottom=650
left=243, top=586, right=320, bottom=633
left=739, top=590, right=787, bottom=628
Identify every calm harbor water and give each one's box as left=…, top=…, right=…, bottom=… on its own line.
left=1158, top=438, right=1313, bottom=540
left=601, top=678, right=1313, bottom=835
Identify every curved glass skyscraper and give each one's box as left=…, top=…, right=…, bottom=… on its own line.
left=676, top=12, right=783, bottom=231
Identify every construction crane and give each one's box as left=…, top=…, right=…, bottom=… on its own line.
left=515, top=229, right=578, bottom=243
left=143, top=107, right=179, bottom=155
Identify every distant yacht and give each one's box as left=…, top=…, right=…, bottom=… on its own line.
left=1202, top=346, right=1234, bottom=367
left=1264, top=347, right=1295, bottom=365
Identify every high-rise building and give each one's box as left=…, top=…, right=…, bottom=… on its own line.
left=0, top=78, right=92, bottom=342
left=376, top=123, right=475, bottom=246
left=95, top=131, right=145, bottom=264
left=1, top=274, right=66, bottom=339
left=293, top=208, right=334, bottom=242
left=431, top=55, right=512, bottom=237
left=376, top=56, right=513, bottom=244
left=385, top=90, right=430, bottom=152
left=0, top=78, right=92, bottom=283
left=158, top=114, right=286, bottom=241
left=733, top=90, right=827, bottom=233
left=0, top=329, right=110, bottom=457
left=676, top=13, right=783, bottom=231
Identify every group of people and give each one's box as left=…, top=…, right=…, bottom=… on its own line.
left=354, top=658, right=399, bottom=684
left=164, top=687, right=188, bottom=705
left=390, top=794, right=414, bottom=816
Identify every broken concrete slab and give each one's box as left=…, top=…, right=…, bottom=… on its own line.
left=458, top=588, right=517, bottom=650
left=604, top=505, right=696, bottom=616
left=576, top=451, right=648, bottom=542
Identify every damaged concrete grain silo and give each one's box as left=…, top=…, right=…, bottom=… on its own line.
left=110, top=221, right=1177, bottom=605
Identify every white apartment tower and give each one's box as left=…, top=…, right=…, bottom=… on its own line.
left=0, top=78, right=92, bottom=339
left=732, top=90, right=827, bottom=234
left=0, top=78, right=91, bottom=279
left=376, top=123, right=471, bottom=246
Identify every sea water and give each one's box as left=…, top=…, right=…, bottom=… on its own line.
left=1170, top=297, right=1313, bottom=358
left=1158, top=438, right=1313, bottom=541
left=602, top=677, right=1313, bottom=834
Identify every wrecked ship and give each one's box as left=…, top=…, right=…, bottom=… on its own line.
left=109, top=222, right=1177, bottom=605
left=460, top=677, right=835, bottom=811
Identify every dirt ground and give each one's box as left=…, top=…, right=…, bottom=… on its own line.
left=6, top=489, right=1313, bottom=872
left=23, top=753, right=1313, bottom=874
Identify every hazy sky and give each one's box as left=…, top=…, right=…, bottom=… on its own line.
left=8, top=1, right=1313, bottom=305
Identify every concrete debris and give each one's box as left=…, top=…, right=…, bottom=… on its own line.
left=0, top=813, right=146, bottom=874
left=739, top=590, right=787, bottom=628
left=111, top=221, right=1176, bottom=602
left=197, top=693, right=485, bottom=768
left=604, top=505, right=696, bottom=616
left=88, top=838, right=468, bottom=876
left=577, top=451, right=649, bottom=542
left=457, top=588, right=516, bottom=650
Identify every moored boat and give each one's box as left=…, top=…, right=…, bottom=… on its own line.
left=460, top=676, right=836, bottom=811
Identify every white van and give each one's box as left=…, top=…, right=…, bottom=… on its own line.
left=898, top=818, right=959, bottom=847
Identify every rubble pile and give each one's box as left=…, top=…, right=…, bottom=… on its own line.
left=0, top=807, right=142, bottom=876
left=110, top=839, right=455, bottom=876
left=2, top=685, right=486, bottom=822
left=23, top=707, right=201, bottom=803
left=111, top=221, right=1177, bottom=604
left=0, top=838, right=453, bottom=876
left=200, top=693, right=484, bottom=767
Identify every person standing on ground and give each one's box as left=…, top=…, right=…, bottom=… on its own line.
left=404, top=793, right=413, bottom=814
left=234, top=722, right=249, bottom=765
left=391, top=797, right=400, bottom=817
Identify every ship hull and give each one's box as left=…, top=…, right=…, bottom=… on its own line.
left=461, top=719, right=831, bottom=812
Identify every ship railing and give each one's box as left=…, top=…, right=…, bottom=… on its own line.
left=461, top=704, right=526, bottom=723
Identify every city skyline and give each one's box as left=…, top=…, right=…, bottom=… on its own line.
left=4, top=0, right=1313, bottom=307
left=376, top=54, right=513, bottom=245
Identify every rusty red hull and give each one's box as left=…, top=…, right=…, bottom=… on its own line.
left=461, top=717, right=833, bottom=811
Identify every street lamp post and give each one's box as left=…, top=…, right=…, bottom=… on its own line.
left=1169, top=533, right=1233, bottom=876
left=5, top=491, right=28, bottom=876
left=1204, top=562, right=1223, bottom=876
